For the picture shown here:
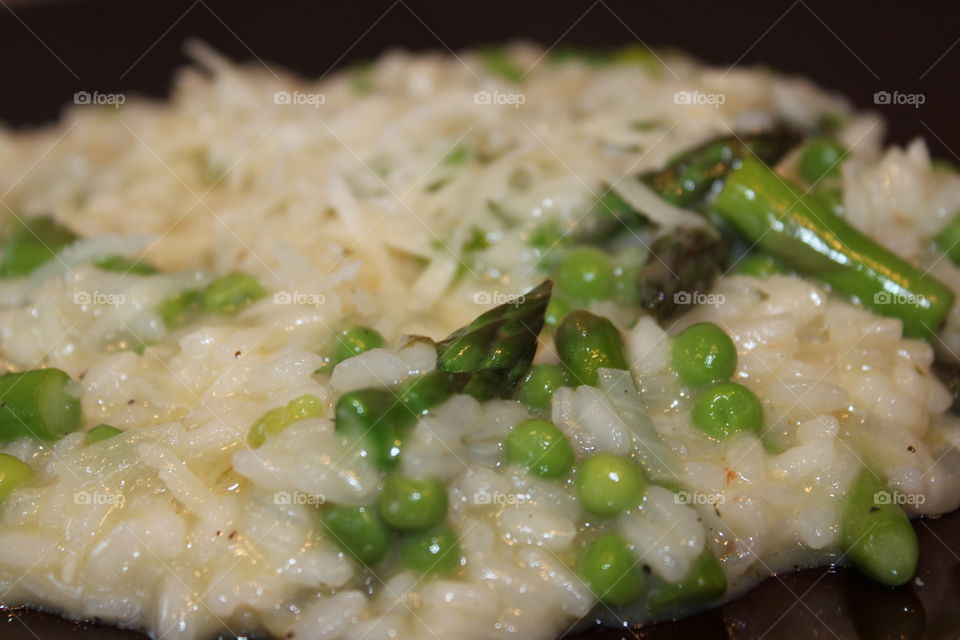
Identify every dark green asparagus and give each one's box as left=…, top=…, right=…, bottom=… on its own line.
left=636, top=228, right=728, bottom=322
left=713, top=156, right=955, bottom=338
left=436, top=280, right=551, bottom=401
left=1, top=216, right=77, bottom=277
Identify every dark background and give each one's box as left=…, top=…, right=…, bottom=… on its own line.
left=1, top=0, right=960, bottom=638
left=0, top=0, right=958, bottom=162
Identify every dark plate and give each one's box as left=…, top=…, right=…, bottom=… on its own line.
left=0, top=1, right=958, bottom=638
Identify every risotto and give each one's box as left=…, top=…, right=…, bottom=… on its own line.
left=0, top=42, right=958, bottom=640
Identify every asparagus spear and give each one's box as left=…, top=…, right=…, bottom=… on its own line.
left=841, top=468, right=918, bottom=587
left=642, top=128, right=802, bottom=209
left=1, top=216, right=77, bottom=277
left=436, top=280, right=552, bottom=400
left=0, top=368, right=81, bottom=441
left=636, top=228, right=728, bottom=322
left=713, top=156, right=954, bottom=338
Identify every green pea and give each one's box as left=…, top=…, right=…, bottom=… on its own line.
left=555, top=310, right=629, bottom=386
left=505, top=418, right=575, bottom=479
left=518, top=364, right=571, bottom=411
left=202, top=272, right=265, bottom=315
left=333, top=325, right=386, bottom=365
left=158, top=289, right=204, bottom=329
left=334, top=388, right=413, bottom=470
left=400, top=526, right=461, bottom=576
left=798, top=137, right=846, bottom=184
left=576, top=454, right=647, bottom=516
left=579, top=533, right=644, bottom=605
left=323, top=505, right=390, bottom=566
left=672, top=322, right=737, bottom=387
left=691, top=382, right=763, bottom=440
left=379, top=476, right=448, bottom=531
left=648, top=550, right=727, bottom=610
left=0, top=454, right=32, bottom=502
left=544, top=296, right=571, bottom=329
left=85, top=424, right=123, bottom=444
left=554, top=247, right=616, bottom=303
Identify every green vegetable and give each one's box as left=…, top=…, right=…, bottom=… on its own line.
left=400, top=526, right=461, bottom=576
left=436, top=280, right=551, bottom=401
left=544, top=296, right=571, bottom=329
left=92, top=255, right=158, bottom=275
left=934, top=212, right=960, bottom=265
left=555, top=310, right=628, bottom=386
left=396, top=369, right=464, bottom=417
left=0, top=454, right=32, bottom=502
left=0, top=368, right=81, bottom=442
left=248, top=394, right=324, bottom=448
left=841, top=468, right=919, bottom=587
left=798, top=137, right=846, bottom=184
left=334, top=388, right=411, bottom=470
left=517, top=364, right=570, bottom=411
left=576, top=454, right=646, bottom=516
left=554, top=247, right=616, bottom=303
left=574, top=189, right=649, bottom=244
left=158, top=289, right=204, bottom=329
left=648, top=550, right=727, bottom=610
left=1, top=216, right=77, bottom=277
left=672, top=322, right=737, bottom=387
left=713, top=156, right=955, bottom=338
left=691, top=382, right=763, bottom=440
left=333, top=325, right=386, bottom=365
left=579, top=533, right=644, bottom=605
left=202, top=272, right=265, bottom=315
left=505, top=418, right=575, bottom=479
left=85, top=424, right=122, bottom=444
left=477, top=47, right=524, bottom=82
left=641, top=128, right=802, bottom=209
left=323, top=505, right=390, bottom=566
left=635, top=228, right=727, bottom=322
left=379, top=475, right=448, bottom=531
left=736, top=251, right=787, bottom=278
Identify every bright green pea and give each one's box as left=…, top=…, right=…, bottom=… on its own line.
left=518, top=364, right=571, bottom=411
left=691, top=382, right=763, bottom=440
left=554, top=247, right=616, bottom=303
left=544, top=296, right=571, bottom=329
left=505, top=418, right=575, bottom=479
left=648, top=550, right=727, bottom=610
left=671, top=322, right=737, bottom=387
left=202, top=272, right=265, bottom=315
left=555, top=310, right=629, bottom=386
left=576, top=454, right=647, bottom=516
left=333, top=326, right=386, bottom=365
left=0, top=454, right=32, bottom=502
left=323, top=505, right=390, bottom=566
left=379, top=476, right=448, bottom=531
left=579, top=533, right=644, bottom=605
left=799, top=137, right=846, bottom=184
left=400, top=526, right=461, bottom=576
left=85, top=424, right=123, bottom=444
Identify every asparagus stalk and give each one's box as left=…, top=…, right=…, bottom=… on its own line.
left=1, top=216, right=77, bottom=277
left=0, top=368, right=81, bottom=441
left=713, top=156, right=954, bottom=338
